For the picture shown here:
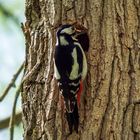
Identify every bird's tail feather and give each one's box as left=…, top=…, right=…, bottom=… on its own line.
left=65, top=102, right=79, bottom=134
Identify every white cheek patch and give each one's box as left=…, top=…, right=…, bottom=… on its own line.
left=60, top=36, right=69, bottom=46
left=61, top=27, right=72, bottom=34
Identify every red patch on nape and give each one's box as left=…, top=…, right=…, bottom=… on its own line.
left=77, top=81, right=83, bottom=106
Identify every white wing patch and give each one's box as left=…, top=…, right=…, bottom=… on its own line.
left=70, top=48, right=79, bottom=80
left=74, top=42, right=87, bottom=80
left=54, top=60, right=61, bottom=79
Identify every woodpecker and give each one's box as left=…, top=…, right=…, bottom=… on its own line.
left=54, top=24, right=87, bottom=134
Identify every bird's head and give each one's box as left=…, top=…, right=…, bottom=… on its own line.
left=56, top=24, right=76, bottom=37
left=56, top=24, right=88, bottom=46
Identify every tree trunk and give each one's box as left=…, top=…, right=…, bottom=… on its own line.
left=22, top=0, right=140, bottom=139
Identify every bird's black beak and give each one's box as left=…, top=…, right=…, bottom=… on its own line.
left=73, top=24, right=89, bottom=51
left=75, top=29, right=87, bottom=37
left=73, top=24, right=88, bottom=38
left=73, top=24, right=87, bottom=38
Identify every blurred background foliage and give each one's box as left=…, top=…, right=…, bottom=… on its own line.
left=0, top=0, right=25, bottom=139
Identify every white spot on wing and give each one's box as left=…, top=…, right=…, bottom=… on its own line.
left=70, top=88, right=79, bottom=95
left=69, top=80, right=80, bottom=86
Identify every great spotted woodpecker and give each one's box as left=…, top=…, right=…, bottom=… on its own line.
left=54, top=24, right=87, bottom=134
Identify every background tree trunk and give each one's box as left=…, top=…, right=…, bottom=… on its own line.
left=22, top=0, right=140, bottom=139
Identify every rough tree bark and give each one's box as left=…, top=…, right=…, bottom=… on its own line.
left=22, top=0, right=140, bottom=140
